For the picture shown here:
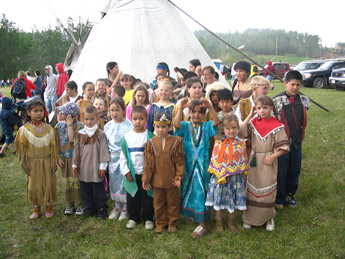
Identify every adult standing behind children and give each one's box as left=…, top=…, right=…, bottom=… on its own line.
left=265, top=61, right=276, bottom=88
left=235, top=76, right=270, bottom=124
left=149, top=62, right=171, bottom=90
left=106, top=61, right=122, bottom=88
left=32, top=70, right=43, bottom=98
left=232, top=61, right=252, bottom=100
left=188, top=59, right=202, bottom=77
left=55, top=81, right=82, bottom=109
left=55, top=63, right=69, bottom=98
left=201, top=66, right=217, bottom=92
left=11, top=71, right=37, bottom=103
left=44, top=65, right=58, bottom=114
left=273, top=70, right=310, bottom=210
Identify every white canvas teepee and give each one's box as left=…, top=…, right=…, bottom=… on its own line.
left=70, top=0, right=230, bottom=90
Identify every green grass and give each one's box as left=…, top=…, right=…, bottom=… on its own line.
left=1, top=83, right=345, bottom=258
left=252, top=55, right=312, bottom=66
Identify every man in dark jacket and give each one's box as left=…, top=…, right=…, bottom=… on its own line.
left=0, top=97, right=16, bottom=157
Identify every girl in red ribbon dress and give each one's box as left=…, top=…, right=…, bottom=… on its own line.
left=240, top=95, right=289, bottom=231
left=206, top=114, right=249, bottom=233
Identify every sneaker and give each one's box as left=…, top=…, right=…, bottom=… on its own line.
left=275, top=203, right=285, bottom=210
left=118, top=211, right=128, bottom=221
left=286, top=193, right=297, bottom=208
left=266, top=218, right=275, bottom=232
left=75, top=203, right=85, bottom=216
left=243, top=223, right=252, bottom=230
left=64, top=202, right=75, bottom=215
left=145, top=221, right=154, bottom=230
left=97, top=206, right=108, bottom=220
left=126, top=220, right=137, bottom=229
left=108, top=208, right=120, bottom=220
left=0, top=153, right=4, bottom=158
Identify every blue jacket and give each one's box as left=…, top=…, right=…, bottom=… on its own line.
left=0, top=97, right=16, bottom=135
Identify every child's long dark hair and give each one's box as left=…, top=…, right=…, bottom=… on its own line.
left=216, top=114, right=239, bottom=140
left=24, top=99, right=46, bottom=123
left=109, top=97, right=126, bottom=118
left=81, top=81, right=95, bottom=97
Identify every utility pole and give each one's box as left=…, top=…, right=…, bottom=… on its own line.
left=275, top=38, right=278, bottom=56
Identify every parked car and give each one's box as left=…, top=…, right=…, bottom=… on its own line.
left=301, top=60, right=345, bottom=88
left=258, top=62, right=292, bottom=79
left=329, top=68, right=345, bottom=90
left=294, top=60, right=325, bottom=71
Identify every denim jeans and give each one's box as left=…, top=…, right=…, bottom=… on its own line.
left=276, top=145, right=302, bottom=204
left=46, top=95, right=58, bottom=114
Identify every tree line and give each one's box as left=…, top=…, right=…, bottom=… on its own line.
left=195, top=29, right=330, bottom=65
left=0, top=14, right=336, bottom=80
left=0, top=14, right=92, bottom=81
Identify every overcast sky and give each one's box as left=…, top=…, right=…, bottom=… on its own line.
left=1, top=0, right=344, bottom=48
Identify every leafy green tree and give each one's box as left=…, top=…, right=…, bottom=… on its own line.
left=0, top=14, right=32, bottom=80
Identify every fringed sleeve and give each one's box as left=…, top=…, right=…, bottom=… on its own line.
left=14, top=126, right=27, bottom=165
left=142, top=140, right=155, bottom=184
left=49, top=126, right=59, bottom=165
left=172, top=137, right=185, bottom=180
left=72, top=133, right=81, bottom=168
left=54, top=126, right=62, bottom=160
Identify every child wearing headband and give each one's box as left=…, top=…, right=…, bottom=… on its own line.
left=142, top=112, right=184, bottom=234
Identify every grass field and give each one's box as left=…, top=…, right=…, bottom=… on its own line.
left=0, top=83, right=344, bottom=258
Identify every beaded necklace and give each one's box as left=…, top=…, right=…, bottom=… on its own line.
left=29, top=121, right=45, bottom=134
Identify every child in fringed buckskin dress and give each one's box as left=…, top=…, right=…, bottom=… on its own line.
left=15, top=99, right=58, bottom=219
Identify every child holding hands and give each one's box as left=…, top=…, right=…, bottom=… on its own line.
left=174, top=98, right=220, bottom=237
left=240, top=96, right=289, bottom=231
left=15, top=99, right=58, bottom=219
left=72, top=105, right=110, bottom=219
left=142, top=113, right=184, bottom=234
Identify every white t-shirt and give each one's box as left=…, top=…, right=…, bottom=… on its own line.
left=120, top=129, right=148, bottom=175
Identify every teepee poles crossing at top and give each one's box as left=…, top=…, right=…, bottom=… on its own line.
left=167, top=0, right=330, bottom=113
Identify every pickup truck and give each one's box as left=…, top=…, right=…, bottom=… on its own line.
left=258, top=62, right=292, bottom=79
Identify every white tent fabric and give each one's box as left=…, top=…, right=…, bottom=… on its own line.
left=70, top=0, right=230, bottom=91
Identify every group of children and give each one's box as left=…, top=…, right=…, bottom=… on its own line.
left=10, top=67, right=309, bottom=237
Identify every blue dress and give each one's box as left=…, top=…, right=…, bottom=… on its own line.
left=175, top=121, right=216, bottom=222
left=147, top=102, right=175, bottom=134
left=104, top=119, right=133, bottom=203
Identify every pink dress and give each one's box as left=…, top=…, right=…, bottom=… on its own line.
left=126, top=103, right=151, bottom=128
